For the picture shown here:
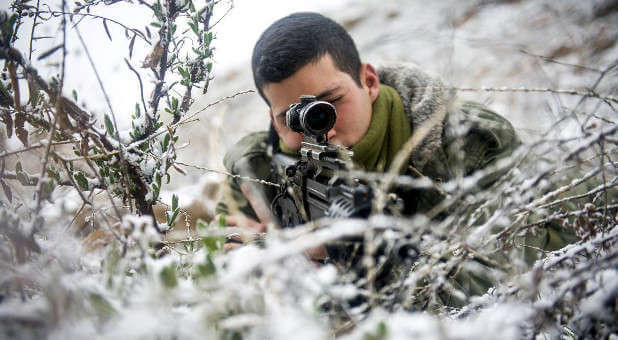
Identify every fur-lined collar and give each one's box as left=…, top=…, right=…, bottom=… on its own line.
left=377, top=63, right=454, bottom=169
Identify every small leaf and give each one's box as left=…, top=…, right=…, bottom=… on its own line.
left=162, top=133, right=170, bottom=151
left=196, top=219, right=207, bottom=230
left=145, top=26, right=151, bottom=39
left=0, top=179, right=12, bottom=203
left=104, top=114, right=114, bottom=136
left=46, top=168, right=61, bottom=181
left=160, top=265, right=178, bottom=288
left=218, top=214, right=226, bottom=227
left=202, top=236, right=222, bottom=253
left=89, top=293, right=116, bottom=319
left=74, top=171, right=89, bottom=191
left=0, top=109, right=13, bottom=139
left=16, top=171, right=30, bottom=186
left=72, top=89, right=78, bottom=102
left=172, top=194, right=178, bottom=210
left=197, top=255, right=216, bottom=277
left=128, top=34, right=136, bottom=59
left=37, top=44, right=63, bottom=61
left=41, top=180, right=55, bottom=202
left=102, top=19, right=112, bottom=41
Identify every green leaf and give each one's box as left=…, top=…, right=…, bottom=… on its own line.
left=46, top=168, right=61, bottom=181
left=166, top=209, right=179, bottom=226
left=204, top=32, right=212, bottom=46
left=156, top=172, right=162, bottom=187
left=363, top=321, right=388, bottom=340
left=160, top=265, right=178, bottom=288
left=202, top=236, right=222, bottom=253
left=89, top=293, right=116, bottom=319
left=172, top=194, right=178, bottom=210
left=162, top=133, right=170, bottom=152
left=128, top=34, right=137, bottom=59
left=72, top=89, right=78, bottom=102
left=74, top=171, right=89, bottom=191
left=104, top=114, right=115, bottom=136
left=15, top=162, right=30, bottom=186
left=1, top=179, right=12, bottom=203
left=196, top=255, right=216, bottom=277
left=177, top=66, right=188, bottom=78
left=189, top=21, right=198, bottom=35
left=37, top=44, right=63, bottom=61
left=196, top=219, right=207, bottom=230
left=41, top=180, right=55, bottom=202
left=218, top=214, right=226, bottom=227
left=16, top=172, right=29, bottom=186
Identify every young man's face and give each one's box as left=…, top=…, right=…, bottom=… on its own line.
left=263, top=53, right=380, bottom=150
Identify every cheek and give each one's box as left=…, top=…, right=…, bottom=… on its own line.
left=334, top=103, right=355, bottom=132
left=281, top=129, right=303, bottom=150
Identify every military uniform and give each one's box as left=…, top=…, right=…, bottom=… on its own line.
left=216, top=63, right=577, bottom=310
left=216, top=63, right=519, bottom=219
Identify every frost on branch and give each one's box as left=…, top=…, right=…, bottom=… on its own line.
left=0, top=0, right=617, bottom=339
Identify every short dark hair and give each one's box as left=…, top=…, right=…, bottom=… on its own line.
left=251, top=12, right=362, bottom=105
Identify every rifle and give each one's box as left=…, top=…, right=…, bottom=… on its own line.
left=271, top=95, right=401, bottom=229
left=270, top=95, right=416, bottom=266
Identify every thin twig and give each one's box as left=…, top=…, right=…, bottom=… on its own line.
left=519, top=49, right=603, bottom=73
left=452, top=86, right=618, bottom=104
left=124, top=58, right=148, bottom=118
left=520, top=204, right=618, bottom=230
left=36, top=10, right=151, bottom=45
left=62, top=90, right=254, bottom=162
left=35, top=0, right=67, bottom=213
left=75, top=26, right=132, bottom=203
left=28, top=0, right=41, bottom=61
left=0, top=140, right=75, bottom=159
left=174, top=161, right=279, bottom=188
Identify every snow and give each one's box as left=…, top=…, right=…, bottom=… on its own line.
left=0, top=0, right=616, bottom=339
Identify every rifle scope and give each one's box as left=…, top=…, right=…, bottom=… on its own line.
left=286, top=95, right=337, bottom=137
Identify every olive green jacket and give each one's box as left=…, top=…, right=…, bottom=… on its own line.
left=216, top=63, right=519, bottom=219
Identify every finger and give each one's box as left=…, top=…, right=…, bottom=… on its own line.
left=224, top=242, right=242, bottom=253
left=225, top=233, right=244, bottom=243
left=246, top=219, right=266, bottom=233
left=218, top=214, right=238, bottom=227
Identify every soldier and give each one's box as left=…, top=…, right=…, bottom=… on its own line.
left=216, top=12, right=518, bottom=250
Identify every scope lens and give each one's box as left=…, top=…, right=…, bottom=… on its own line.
left=307, top=108, right=329, bottom=131
left=301, top=102, right=336, bottom=135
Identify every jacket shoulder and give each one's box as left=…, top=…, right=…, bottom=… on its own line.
left=223, top=131, right=270, bottom=173
left=420, top=100, right=520, bottom=184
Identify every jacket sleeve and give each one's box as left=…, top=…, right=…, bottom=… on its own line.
left=215, top=131, right=276, bottom=220
left=441, top=100, right=521, bottom=185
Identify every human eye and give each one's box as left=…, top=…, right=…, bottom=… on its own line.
left=327, top=95, right=343, bottom=104
left=276, top=113, right=286, bottom=126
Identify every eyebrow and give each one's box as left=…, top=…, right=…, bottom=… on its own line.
left=275, top=86, right=342, bottom=118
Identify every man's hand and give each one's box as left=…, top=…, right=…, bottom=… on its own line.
left=216, top=213, right=265, bottom=252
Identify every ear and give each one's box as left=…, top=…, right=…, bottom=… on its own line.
left=361, top=63, right=380, bottom=103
